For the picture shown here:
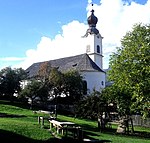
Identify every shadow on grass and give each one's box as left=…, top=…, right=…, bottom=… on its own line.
left=0, top=112, right=26, bottom=118
left=0, top=129, right=38, bottom=143
left=80, top=122, right=150, bottom=141
left=0, top=129, right=63, bottom=143
left=71, top=123, right=112, bottom=142
left=101, top=127, right=150, bottom=139
left=0, top=129, right=112, bottom=143
left=0, top=99, right=30, bottom=110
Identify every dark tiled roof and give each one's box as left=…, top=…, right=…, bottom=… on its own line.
left=26, top=54, right=105, bottom=78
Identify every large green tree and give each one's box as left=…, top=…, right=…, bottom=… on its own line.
left=75, top=90, right=111, bottom=132
left=48, top=68, right=85, bottom=117
left=0, top=67, right=27, bottom=100
left=20, top=79, right=49, bottom=109
left=49, top=68, right=64, bottom=98
left=48, top=68, right=85, bottom=103
left=63, top=70, right=85, bottom=102
left=108, top=23, right=150, bottom=117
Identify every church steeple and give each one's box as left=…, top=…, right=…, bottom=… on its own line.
left=83, top=4, right=104, bottom=69
left=87, top=8, right=99, bottom=35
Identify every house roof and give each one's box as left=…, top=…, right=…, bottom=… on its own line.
left=26, top=53, right=105, bottom=78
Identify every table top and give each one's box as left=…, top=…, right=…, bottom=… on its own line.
left=38, top=110, right=53, bottom=114
left=49, top=120, right=76, bottom=127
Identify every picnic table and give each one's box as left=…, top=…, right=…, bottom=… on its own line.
left=36, top=110, right=55, bottom=127
left=49, top=119, right=83, bottom=139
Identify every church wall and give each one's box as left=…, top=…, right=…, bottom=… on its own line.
left=86, top=34, right=103, bottom=69
left=81, top=71, right=105, bottom=94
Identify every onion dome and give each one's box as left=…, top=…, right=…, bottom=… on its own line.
left=87, top=9, right=98, bottom=27
left=82, top=7, right=100, bottom=37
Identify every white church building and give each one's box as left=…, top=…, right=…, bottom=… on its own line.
left=26, top=8, right=106, bottom=94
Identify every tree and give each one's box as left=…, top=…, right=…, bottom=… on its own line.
left=48, top=69, right=85, bottom=103
left=75, top=90, right=110, bottom=132
left=101, top=86, right=134, bottom=134
left=48, top=68, right=64, bottom=117
left=63, top=70, right=85, bottom=103
left=20, top=79, right=49, bottom=109
left=48, top=69, right=85, bottom=117
left=38, top=61, right=51, bottom=81
left=109, top=23, right=150, bottom=118
left=49, top=68, right=64, bottom=97
left=0, top=67, right=27, bottom=100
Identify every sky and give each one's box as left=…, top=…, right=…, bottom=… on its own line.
left=0, top=0, right=150, bottom=70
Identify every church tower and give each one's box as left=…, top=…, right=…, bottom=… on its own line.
left=83, top=7, right=103, bottom=69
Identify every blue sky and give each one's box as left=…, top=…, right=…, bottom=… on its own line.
left=0, top=0, right=87, bottom=56
left=0, top=0, right=150, bottom=70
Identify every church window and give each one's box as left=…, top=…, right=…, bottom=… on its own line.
left=97, top=45, right=100, bottom=53
left=101, top=81, right=104, bottom=86
left=83, top=80, right=87, bottom=95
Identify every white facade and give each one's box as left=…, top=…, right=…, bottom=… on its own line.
left=81, top=71, right=105, bottom=94
left=83, top=8, right=105, bottom=93
left=86, top=33, right=103, bottom=69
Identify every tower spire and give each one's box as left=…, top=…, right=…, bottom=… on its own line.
left=83, top=3, right=103, bottom=69
left=83, top=3, right=99, bottom=37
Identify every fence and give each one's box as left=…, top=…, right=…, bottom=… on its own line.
left=131, top=115, right=150, bottom=127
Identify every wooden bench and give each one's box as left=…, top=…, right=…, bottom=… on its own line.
left=49, top=120, right=83, bottom=139
left=49, top=120, right=63, bottom=134
left=36, top=110, right=55, bottom=127
left=38, top=116, right=55, bottom=127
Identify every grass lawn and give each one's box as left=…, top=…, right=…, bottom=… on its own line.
left=0, top=100, right=150, bottom=143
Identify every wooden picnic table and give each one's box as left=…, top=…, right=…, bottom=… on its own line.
left=49, top=120, right=83, bottom=139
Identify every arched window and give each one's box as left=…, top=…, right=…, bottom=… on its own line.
left=83, top=80, right=87, bottom=95
left=97, top=45, right=100, bottom=53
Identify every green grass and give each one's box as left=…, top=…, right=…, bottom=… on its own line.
left=56, top=115, right=150, bottom=143
left=0, top=100, right=150, bottom=143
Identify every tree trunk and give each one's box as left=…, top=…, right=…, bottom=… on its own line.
left=126, top=115, right=129, bottom=134
left=130, top=117, right=134, bottom=133
left=98, top=113, right=106, bottom=132
left=30, top=99, right=33, bottom=110
left=54, top=104, right=57, bottom=119
left=116, top=116, right=134, bottom=134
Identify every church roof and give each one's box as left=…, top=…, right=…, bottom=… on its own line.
left=26, top=53, right=105, bottom=78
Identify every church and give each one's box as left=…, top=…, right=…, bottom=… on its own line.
left=26, top=8, right=106, bottom=94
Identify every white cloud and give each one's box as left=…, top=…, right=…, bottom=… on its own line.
left=0, top=57, right=26, bottom=61
left=14, top=0, right=150, bottom=70
left=18, top=21, right=88, bottom=69
left=0, top=57, right=26, bottom=70
left=88, top=0, right=150, bottom=68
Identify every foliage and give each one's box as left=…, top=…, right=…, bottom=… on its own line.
left=101, top=86, right=131, bottom=116
left=63, top=70, right=85, bottom=103
left=38, top=61, right=51, bottom=81
left=75, top=90, right=108, bottom=120
left=108, top=23, right=150, bottom=117
left=20, top=80, right=49, bottom=109
left=48, top=68, right=85, bottom=104
left=49, top=68, right=64, bottom=97
left=0, top=67, right=27, bottom=99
